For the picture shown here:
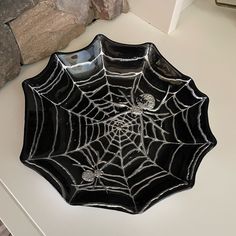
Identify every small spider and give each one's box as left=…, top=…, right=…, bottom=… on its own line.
left=82, top=169, right=103, bottom=182
left=114, top=89, right=170, bottom=139
left=72, top=160, right=106, bottom=190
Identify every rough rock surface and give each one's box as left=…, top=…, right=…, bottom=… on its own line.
left=92, top=0, right=129, bottom=20
left=0, top=0, right=39, bottom=23
left=55, top=0, right=129, bottom=23
left=0, top=24, right=21, bottom=88
left=56, top=0, right=95, bottom=25
left=0, top=220, right=12, bottom=236
left=10, top=0, right=85, bottom=64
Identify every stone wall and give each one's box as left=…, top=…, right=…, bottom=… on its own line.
left=0, top=0, right=129, bottom=88
left=0, top=219, right=11, bottom=236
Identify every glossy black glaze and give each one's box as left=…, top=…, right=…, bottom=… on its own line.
left=20, top=34, right=217, bottom=214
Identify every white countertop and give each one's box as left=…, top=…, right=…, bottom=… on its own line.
left=0, top=0, right=236, bottom=235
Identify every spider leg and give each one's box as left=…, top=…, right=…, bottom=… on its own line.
left=98, top=177, right=108, bottom=194
left=93, top=178, right=98, bottom=189
left=149, top=85, right=170, bottom=112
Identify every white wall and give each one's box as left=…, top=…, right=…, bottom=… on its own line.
left=128, top=0, right=195, bottom=33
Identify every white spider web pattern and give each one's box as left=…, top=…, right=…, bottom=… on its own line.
left=22, top=40, right=215, bottom=213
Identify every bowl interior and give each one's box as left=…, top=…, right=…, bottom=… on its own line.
left=21, top=35, right=216, bottom=214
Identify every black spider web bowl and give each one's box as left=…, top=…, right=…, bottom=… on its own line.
left=20, top=34, right=217, bottom=214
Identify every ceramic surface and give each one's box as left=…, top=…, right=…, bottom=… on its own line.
left=20, top=34, right=216, bottom=214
